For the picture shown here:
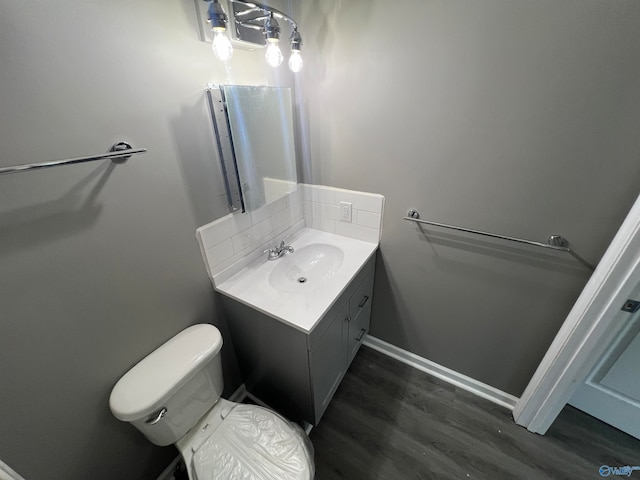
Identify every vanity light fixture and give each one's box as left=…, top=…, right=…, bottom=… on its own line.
left=208, top=0, right=233, bottom=61
left=205, top=0, right=304, bottom=72
left=264, top=13, right=283, bottom=67
left=288, top=28, right=303, bottom=72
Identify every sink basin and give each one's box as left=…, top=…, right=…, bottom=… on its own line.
left=268, top=243, right=344, bottom=292
left=214, top=228, right=378, bottom=333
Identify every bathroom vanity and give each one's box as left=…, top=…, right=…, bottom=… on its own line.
left=214, top=228, right=377, bottom=425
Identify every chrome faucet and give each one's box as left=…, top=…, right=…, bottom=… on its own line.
left=263, top=239, right=294, bottom=261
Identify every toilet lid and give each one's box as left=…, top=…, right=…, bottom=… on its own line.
left=192, top=404, right=314, bottom=480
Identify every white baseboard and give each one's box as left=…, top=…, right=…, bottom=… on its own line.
left=229, top=383, right=248, bottom=403
left=155, top=456, right=181, bottom=480
left=363, top=335, right=519, bottom=410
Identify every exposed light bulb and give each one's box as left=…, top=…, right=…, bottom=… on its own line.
left=212, top=29, right=233, bottom=61
left=265, top=40, right=283, bottom=68
left=288, top=50, right=303, bottom=72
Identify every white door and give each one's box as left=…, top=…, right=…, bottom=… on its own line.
left=513, top=192, right=640, bottom=435
left=569, top=284, right=640, bottom=440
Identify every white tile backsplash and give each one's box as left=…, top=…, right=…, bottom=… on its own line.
left=286, top=187, right=303, bottom=207
left=335, top=221, right=380, bottom=243
left=232, top=217, right=273, bottom=253
left=250, top=195, right=287, bottom=225
left=300, top=184, right=384, bottom=243
left=208, top=238, right=235, bottom=266
left=271, top=206, right=296, bottom=231
left=197, top=211, right=252, bottom=250
left=312, top=201, right=340, bottom=220
left=307, top=214, right=337, bottom=233
left=301, top=184, right=336, bottom=205
left=263, top=178, right=297, bottom=204
left=290, top=197, right=303, bottom=219
left=356, top=209, right=381, bottom=229
left=196, top=185, right=384, bottom=281
left=334, top=189, right=384, bottom=213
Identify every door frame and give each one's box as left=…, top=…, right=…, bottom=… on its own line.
left=0, top=460, right=25, bottom=480
left=513, top=193, right=640, bottom=434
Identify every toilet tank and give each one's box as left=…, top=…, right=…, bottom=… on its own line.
left=109, top=324, right=224, bottom=446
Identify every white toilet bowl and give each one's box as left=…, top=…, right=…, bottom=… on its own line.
left=109, top=324, right=314, bottom=480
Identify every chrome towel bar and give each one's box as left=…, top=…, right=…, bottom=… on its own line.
left=0, top=142, right=147, bottom=176
left=404, top=208, right=595, bottom=271
left=404, top=209, right=570, bottom=252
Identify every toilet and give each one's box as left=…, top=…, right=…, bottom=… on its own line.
left=109, top=324, right=314, bottom=480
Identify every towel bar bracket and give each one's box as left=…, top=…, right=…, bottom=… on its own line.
left=110, top=142, right=135, bottom=164
left=548, top=235, right=569, bottom=249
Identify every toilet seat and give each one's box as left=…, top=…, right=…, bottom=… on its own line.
left=191, top=403, right=314, bottom=480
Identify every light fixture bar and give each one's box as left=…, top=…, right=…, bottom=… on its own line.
left=234, top=21, right=264, bottom=31
left=204, top=0, right=304, bottom=71
left=230, top=0, right=298, bottom=30
left=234, top=7, right=262, bottom=17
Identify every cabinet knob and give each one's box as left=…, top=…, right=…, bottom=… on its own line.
left=345, top=315, right=352, bottom=322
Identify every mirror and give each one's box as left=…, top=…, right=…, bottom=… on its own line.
left=207, top=85, right=298, bottom=213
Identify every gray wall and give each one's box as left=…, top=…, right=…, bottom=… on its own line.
left=296, top=0, right=640, bottom=395
left=0, top=1, right=292, bottom=479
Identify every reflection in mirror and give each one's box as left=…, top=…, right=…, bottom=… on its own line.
left=207, top=85, right=297, bottom=213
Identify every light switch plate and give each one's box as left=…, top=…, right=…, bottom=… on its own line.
left=340, top=201, right=352, bottom=222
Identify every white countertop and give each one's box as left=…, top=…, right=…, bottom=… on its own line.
left=215, top=228, right=378, bottom=333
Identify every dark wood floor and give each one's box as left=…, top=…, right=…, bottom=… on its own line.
left=310, top=346, right=640, bottom=480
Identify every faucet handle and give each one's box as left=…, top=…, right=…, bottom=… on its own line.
left=279, top=235, right=291, bottom=247
left=263, top=247, right=279, bottom=260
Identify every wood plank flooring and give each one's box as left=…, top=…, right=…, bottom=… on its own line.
left=310, top=346, right=640, bottom=480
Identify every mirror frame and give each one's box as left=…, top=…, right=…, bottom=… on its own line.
left=206, top=83, right=298, bottom=214
left=206, top=84, right=245, bottom=213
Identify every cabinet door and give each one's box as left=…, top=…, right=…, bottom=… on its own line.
left=347, top=273, right=374, bottom=365
left=309, top=303, right=349, bottom=424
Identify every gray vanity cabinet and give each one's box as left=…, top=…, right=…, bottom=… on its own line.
left=308, top=264, right=375, bottom=421
left=309, top=302, right=349, bottom=421
left=220, top=254, right=376, bottom=426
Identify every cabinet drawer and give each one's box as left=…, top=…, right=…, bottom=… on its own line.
left=349, top=272, right=373, bottom=321
left=347, top=273, right=374, bottom=364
